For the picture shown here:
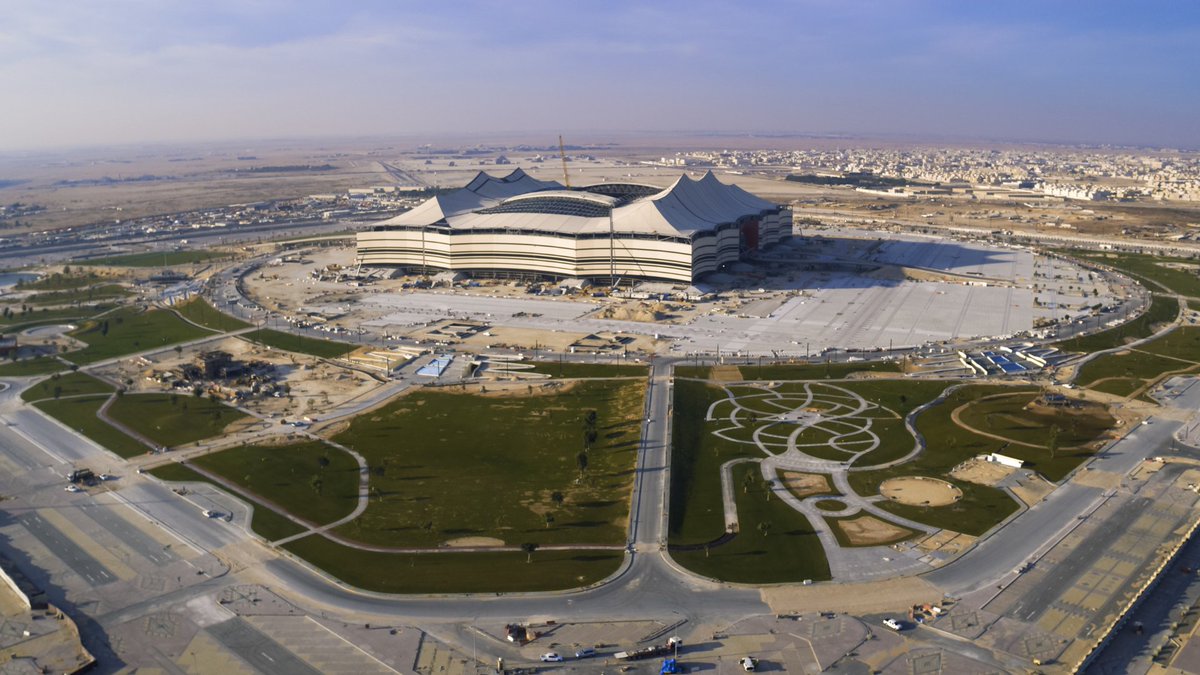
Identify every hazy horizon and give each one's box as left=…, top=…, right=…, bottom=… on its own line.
left=3, top=1, right=1198, bottom=152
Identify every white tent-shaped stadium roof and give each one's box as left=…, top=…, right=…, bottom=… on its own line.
left=372, top=169, right=775, bottom=238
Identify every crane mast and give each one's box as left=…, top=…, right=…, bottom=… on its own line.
left=558, top=135, right=571, bottom=188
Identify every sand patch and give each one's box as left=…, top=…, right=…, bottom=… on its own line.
left=444, top=536, right=505, bottom=548
left=880, top=476, right=962, bottom=507
left=1010, top=473, right=1055, bottom=507
left=762, top=576, right=942, bottom=615
left=951, top=457, right=1014, bottom=487
left=710, top=365, right=744, bottom=382
left=778, top=471, right=834, bottom=498
left=832, top=514, right=916, bottom=546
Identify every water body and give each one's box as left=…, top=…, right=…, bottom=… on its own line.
left=0, top=272, right=37, bottom=288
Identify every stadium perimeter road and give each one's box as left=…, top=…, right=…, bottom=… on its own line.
left=207, top=617, right=323, bottom=675
left=16, top=511, right=118, bottom=587
left=75, top=500, right=178, bottom=566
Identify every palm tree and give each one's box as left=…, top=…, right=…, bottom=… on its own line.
left=521, top=542, right=539, bottom=563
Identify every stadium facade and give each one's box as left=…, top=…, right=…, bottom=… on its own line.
left=355, top=169, right=790, bottom=283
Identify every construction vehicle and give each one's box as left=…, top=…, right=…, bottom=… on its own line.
left=615, top=637, right=681, bottom=661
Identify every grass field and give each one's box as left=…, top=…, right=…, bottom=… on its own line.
left=106, top=393, right=248, bottom=447
left=283, top=535, right=622, bottom=593
left=21, top=372, right=114, bottom=402
left=79, top=250, right=231, bottom=267
left=523, top=361, right=648, bottom=378
left=955, top=391, right=1115, bottom=449
left=26, top=284, right=131, bottom=306
left=148, top=462, right=308, bottom=541
left=187, top=440, right=359, bottom=527
left=33, top=395, right=149, bottom=458
left=172, top=297, right=253, bottom=332
left=1077, top=326, right=1200, bottom=396
left=670, top=461, right=830, bottom=583
left=846, top=384, right=1114, bottom=535
left=1066, top=250, right=1200, bottom=298
left=670, top=381, right=765, bottom=544
left=328, top=379, right=644, bottom=548
left=1057, top=295, right=1179, bottom=353
left=675, top=359, right=903, bottom=380
left=240, top=328, right=354, bottom=359
left=0, top=357, right=66, bottom=376
left=65, top=307, right=215, bottom=364
left=0, top=304, right=117, bottom=329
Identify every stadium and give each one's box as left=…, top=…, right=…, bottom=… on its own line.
left=355, top=169, right=791, bottom=283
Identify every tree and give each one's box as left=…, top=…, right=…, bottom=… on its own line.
left=318, top=455, right=330, bottom=470
left=764, top=479, right=775, bottom=501
left=174, top=345, right=183, bottom=357
left=52, top=385, right=62, bottom=400
left=521, top=542, right=539, bottom=563
left=550, top=491, right=564, bottom=506
left=757, top=521, right=772, bottom=538
left=1047, top=424, right=1061, bottom=459
left=309, top=475, right=323, bottom=496
left=576, top=451, right=589, bottom=477
left=544, top=513, right=555, bottom=528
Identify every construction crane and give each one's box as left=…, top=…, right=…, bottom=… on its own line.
left=558, top=135, right=571, bottom=188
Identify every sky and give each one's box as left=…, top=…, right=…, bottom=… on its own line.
left=1, top=0, right=1198, bottom=150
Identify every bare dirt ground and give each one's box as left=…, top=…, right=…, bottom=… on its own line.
left=778, top=471, right=834, bottom=498
left=879, top=476, right=963, bottom=507
left=443, top=537, right=505, bottom=548
left=914, top=530, right=977, bottom=558
left=95, top=335, right=382, bottom=418
left=762, top=576, right=943, bottom=615
left=833, top=514, right=916, bottom=546
left=1010, top=473, right=1056, bottom=507
left=950, top=457, right=1015, bottom=486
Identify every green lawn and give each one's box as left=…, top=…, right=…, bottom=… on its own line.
left=845, top=384, right=1115, bottom=535
left=955, top=391, right=1116, bottom=449
left=21, top=372, right=114, bottom=402
left=1065, top=250, right=1200, bottom=297
left=1077, top=326, right=1200, bottom=395
left=173, top=297, right=252, bottom=331
left=79, top=250, right=231, bottom=267
left=523, top=361, right=648, bottom=378
left=670, top=381, right=766, bottom=544
left=187, top=440, right=359, bottom=527
left=148, top=462, right=309, bottom=541
left=33, top=395, right=149, bottom=458
left=1056, top=295, right=1178, bottom=353
left=675, top=359, right=903, bottom=380
left=670, top=462, right=830, bottom=583
left=0, top=357, right=66, bottom=376
left=0, top=304, right=117, bottom=329
left=240, top=329, right=354, bottom=359
left=105, top=393, right=248, bottom=447
left=328, top=379, right=645, bottom=548
left=65, top=307, right=215, bottom=364
left=25, top=284, right=131, bottom=306
left=283, top=535, right=622, bottom=593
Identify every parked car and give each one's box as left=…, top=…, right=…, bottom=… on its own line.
left=574, top=648, right=596, bottom=659
left=882, top=619, right=903, bottom=631
left=740, top=656, right=759, bottom=671
left=540, top=653, right=564, bottom=662
left=64, top=484, right=82, bottom=493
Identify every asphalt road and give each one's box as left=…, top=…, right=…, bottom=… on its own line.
left=925, top=417, right=1180, bottom=597
left=16, top=510, right=118, bottom=587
